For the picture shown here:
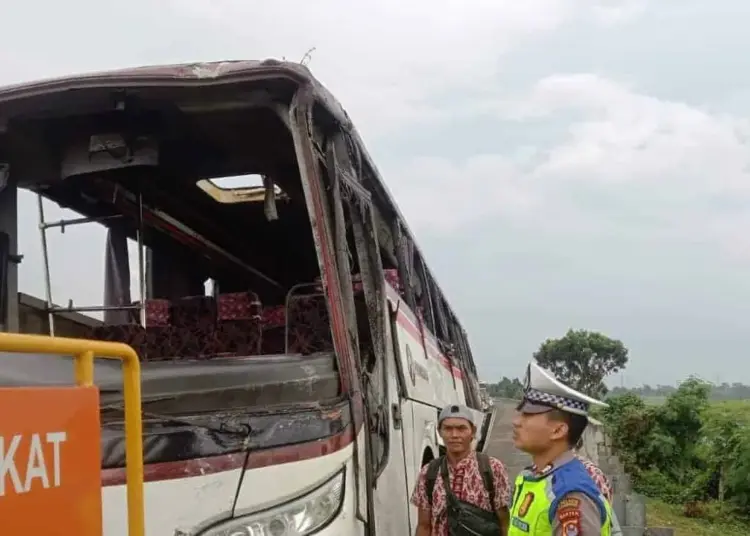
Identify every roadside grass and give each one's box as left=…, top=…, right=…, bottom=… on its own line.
left=646, top=499, right=749, bottom=536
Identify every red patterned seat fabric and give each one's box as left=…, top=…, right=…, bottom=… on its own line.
left=215, top=291, right=263, bottom=356
left=88, top=268, right=406, bottom=360
left=170, top=296, right=219, bottom=359
left=88, top=294, right=270, bottom=361
left=261, top=305, right=286, bottom=354
left=89, top=324, right=147, bottom=357
left=287, top=269, right=404, bottom=355
left=145, top=299, right=170, bottom=327
left=286, top=294, right=333, bottom=355
left=262, top=305, right=286, bottom=328
left=143, top=327, right=176, bottom=361
left=87, top=298, right=172, bottom=360
left=142, top=298, right=176, bottom=361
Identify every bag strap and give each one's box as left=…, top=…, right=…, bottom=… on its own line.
left=426, top=454, right=497, bottom=509
left=476, top=453, right=496, bottom=510
left=425, top=457, right=443, bottom=508
left=439, top=457, right=458, bottom=504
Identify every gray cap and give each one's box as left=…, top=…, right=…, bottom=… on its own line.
left=438, top=404, right=474, bottom=426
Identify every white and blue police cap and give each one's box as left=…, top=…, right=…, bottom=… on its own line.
left=517, top=361, right=608, bottom=417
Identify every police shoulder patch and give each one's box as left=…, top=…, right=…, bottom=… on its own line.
left=557, top=497, right=581, bottom=511
left=557, top=499, right=582, bottom=536
left=561, top=518, right=581, bottom=536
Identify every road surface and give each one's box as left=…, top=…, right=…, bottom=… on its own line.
left=484, top=399, right=530, bottom=480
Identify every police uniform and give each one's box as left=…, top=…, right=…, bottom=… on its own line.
left=508, top=362, right=614, bottom=536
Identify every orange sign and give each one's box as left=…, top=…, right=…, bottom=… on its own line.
left=0, top=386, right=102, bottom=535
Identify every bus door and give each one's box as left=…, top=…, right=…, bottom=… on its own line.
left=388, top=297, right=438, bottom=528
left=326, top=129, right=411, bottom=534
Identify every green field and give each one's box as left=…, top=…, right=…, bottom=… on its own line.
left=640, top=396, right=750, bottom=414
left=641, top=395, right=667, bottom=405
left=703, top=399, right=750, bottom=422
left=641, top=398, right=750, bottom=534
left=647, top=499, right=747, bottom=536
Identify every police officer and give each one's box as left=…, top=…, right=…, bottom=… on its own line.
left=508, top=361, right=614, bottom=536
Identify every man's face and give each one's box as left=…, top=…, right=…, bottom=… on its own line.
left=439, top=417, right=474, bottom=455
left=512, top=410, right=567, bottom=454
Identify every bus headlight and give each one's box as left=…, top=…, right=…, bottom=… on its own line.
left=201, top=469, right=345, bottom=536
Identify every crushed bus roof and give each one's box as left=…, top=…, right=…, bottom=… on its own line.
left=0, top=58, right=465, bottom=339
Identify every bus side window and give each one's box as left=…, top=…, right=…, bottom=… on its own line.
left=392, top=222, right=417, bottom=312
left=430, top=286, right=452, bottom=348
left=415, top=257, right=437, bottom=334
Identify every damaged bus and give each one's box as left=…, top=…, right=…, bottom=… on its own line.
left=0, top=60, right=492, bottom=535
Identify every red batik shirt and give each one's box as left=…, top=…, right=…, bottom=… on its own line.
left=576, top=454, right=613, bottom=502
left=410, top=453, right=511, bottom=536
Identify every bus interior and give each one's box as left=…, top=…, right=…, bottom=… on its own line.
left=0, top=71, right=483, bottom=473
left=0, top=82, right=354, bottom=418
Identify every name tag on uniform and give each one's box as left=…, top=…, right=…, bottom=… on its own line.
left=512, top=517, right=530, bottom=532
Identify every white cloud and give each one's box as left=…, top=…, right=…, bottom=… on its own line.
left=525, top=74, right=750, bottom=192
left=589, top=0, right=649, bottom=25
left=390, top=73, right=750, bottom=249
left=0, top=0, right=646, bottom=142
left=0, top=0, right=646, bottom=309
left=383, top=153, right=543, bottom=231
left=168, top=0, right=642, bottom=139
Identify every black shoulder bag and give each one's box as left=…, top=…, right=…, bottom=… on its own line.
left=426, top=453, right=502, bottom=535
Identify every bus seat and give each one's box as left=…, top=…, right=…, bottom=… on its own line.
left=170, top=296, right=218, bottom=358
left=142, top=299, right=177, bottom=361
left=144, top=299, right=170, bottom=327
left=286, top=293, right=333, bottom=355
left=89, top=323, right=147, bottom=357
left=285, top=269, right=403, bottom=356
left=86, top=298, right=172, bottom=360
left=215, top=291, right=263, bottom=356
left=262, top=305, right=285, bottom=328
left=261, top=305, right=286, bottom=354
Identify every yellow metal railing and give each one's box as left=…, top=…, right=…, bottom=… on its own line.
left=0, top=333, right=145, bottom=536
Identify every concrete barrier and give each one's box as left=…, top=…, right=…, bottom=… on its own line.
left=625, top=494, right=647, bottom=527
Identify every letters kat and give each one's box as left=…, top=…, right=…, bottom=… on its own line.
left=0, top=386, right=102, bottom=535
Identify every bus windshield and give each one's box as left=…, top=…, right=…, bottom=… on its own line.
left=0, top=77, right=341, bottom=418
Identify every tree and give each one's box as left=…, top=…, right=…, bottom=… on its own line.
left=600, top=380, right=712, bottom=504
left=701, top=410, right=743, bottom=503
left=533, top=329, right=628, bottom=397
left=486, top=376, right=524, bottom=399
left=600, top=378, right=750, bottom=523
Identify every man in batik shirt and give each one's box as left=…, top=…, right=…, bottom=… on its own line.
left=411, top=404, right=511, bottom=535
left=575, top=451, right=613, bottom=502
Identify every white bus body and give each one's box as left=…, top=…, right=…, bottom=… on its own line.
left=0, top=60, right=491, bottom=535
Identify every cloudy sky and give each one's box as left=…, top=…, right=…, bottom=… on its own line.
left=4, top=0, right=750, bottom=386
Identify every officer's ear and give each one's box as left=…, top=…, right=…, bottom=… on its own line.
left=547, top=410, right=570, bottom=442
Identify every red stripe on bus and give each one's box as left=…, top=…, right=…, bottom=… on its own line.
left=394, top=308, right=463, bottom=380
